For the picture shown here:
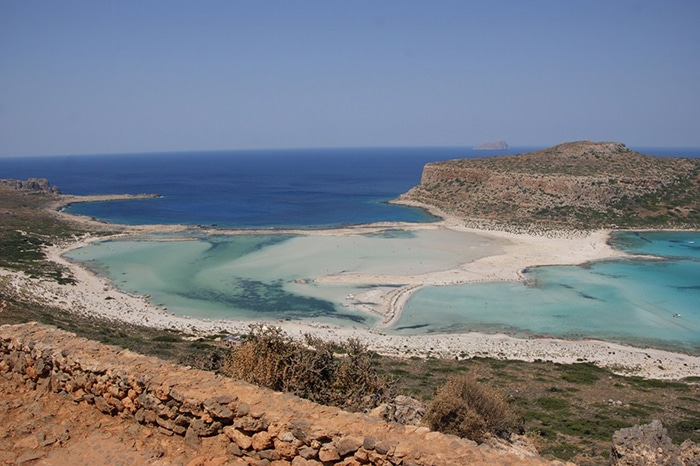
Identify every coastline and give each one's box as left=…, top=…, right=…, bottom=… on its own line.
left=2, top=193, right=699, bottom=380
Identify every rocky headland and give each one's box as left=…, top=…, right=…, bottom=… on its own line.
left=400, top=141, right=700, bottom=230
left=0, top=177, right=61, bottom=194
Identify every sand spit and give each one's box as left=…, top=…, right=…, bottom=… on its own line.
left=314, top=225, right=625, bottom=327
left=0, top=196, right=696, bottom=380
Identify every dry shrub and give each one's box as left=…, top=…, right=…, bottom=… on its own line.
left=424, top=374, right=521, bottom=443
left=221, top=324, right=394, bottom=411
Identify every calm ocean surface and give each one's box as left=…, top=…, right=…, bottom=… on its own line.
left=3, top=147, right=531, bottom=228
left=2, top=146, right=699, bottom=353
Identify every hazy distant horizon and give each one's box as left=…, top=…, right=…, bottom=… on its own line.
left=2, top=1, right=699, bottom=157
left=3, top=143, right=700, bottom=160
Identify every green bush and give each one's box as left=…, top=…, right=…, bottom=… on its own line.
left=221, top=324, right=394, bottom=412
left=423, top=374, right=522, bottom=443
left=559, top=362, right=603, bottom=385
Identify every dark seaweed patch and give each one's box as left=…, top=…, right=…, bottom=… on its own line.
left=181, top=278, right=366, bottom=323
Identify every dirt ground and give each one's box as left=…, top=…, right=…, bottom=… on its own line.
left=0, top=372, right=236, bottom=466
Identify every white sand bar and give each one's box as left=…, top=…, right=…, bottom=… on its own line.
left=312, top=226, right=625, bottom=327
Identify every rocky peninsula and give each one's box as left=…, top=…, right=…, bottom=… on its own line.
left=400, top=141, right=700, bottom=230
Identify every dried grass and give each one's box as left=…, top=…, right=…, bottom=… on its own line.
left=221, top=324, right=394, bottom=411
left=424, top=374, right=521, bottom=442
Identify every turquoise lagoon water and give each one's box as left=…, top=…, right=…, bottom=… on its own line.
left=67, top=235, right=373, bottom=326
left=65, top=230, right=700, bottom=353
left=395, top=231, right=700, bottom=354
left=66, top=229, right=504, bottom=328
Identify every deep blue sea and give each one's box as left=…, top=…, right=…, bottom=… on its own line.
left=2, top=146, right=699, bottom=352
left=1, top=147, right=532, bottom=228
left=2, top=146, right=696, bottom=228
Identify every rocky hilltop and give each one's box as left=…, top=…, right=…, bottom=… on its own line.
left=0, top=177, right=60, bottom=194
left=400, top=141, right=700, bottom=229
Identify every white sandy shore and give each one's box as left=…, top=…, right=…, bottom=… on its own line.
left=1, top=195, right=699, bottom=380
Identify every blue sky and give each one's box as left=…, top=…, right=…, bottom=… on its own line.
left=1, top=1, right=699, bottom=156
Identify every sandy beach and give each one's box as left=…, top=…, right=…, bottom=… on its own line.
left=2, top=196, right=699, bottom=380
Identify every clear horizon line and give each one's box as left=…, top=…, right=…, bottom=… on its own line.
left=2, top=142, right=700, bottom=159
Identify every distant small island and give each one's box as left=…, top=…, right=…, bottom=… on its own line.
left=474, top=140, right=509, bottom=150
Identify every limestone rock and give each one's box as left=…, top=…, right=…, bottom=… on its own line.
left=610, top=420, right=699, bottom=465
left=251, top=431, right=273, bottom=451
left=0, top=177, right=60, bottom=194
left=318, top=444, right=340, bottom=462
left=369, top=395, right=425, bottom=425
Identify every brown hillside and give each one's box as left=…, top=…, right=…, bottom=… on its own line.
left=400, top=141, right=700, bottom=229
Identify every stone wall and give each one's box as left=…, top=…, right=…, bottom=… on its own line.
left=0, top=322, right=561, bottom=466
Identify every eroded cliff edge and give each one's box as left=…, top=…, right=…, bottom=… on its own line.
left=400, top=141, right=700, bottom=230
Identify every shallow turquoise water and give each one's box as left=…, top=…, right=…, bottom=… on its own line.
left=66, top=229, right=503, bottom=328
left=68, top=235, right=374, bottom=325
left=66, top=230, right=700, bottom=353
left=393, top=231, right=700, bottom=354
left=610, top=231, right=700, bottom=259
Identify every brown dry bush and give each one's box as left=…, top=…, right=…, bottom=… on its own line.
left=423, top=374, right=521, bottom=443
left=221, top=324, right=394, bottom=411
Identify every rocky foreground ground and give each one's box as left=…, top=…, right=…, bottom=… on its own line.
left=0, top=322, right=566, bottom=466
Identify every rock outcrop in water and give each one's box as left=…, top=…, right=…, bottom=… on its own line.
left=400, top=141, right=700, bottom=229
left=474, top=141, right=509, bottom=150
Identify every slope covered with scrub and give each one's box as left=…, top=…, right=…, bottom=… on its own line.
left=400, top=141, right=700, bottom=229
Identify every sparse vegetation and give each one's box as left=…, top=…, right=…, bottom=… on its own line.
left=402, top=141, right=700, bottom=230
left=373, top=356, right=700, bottom=466
left=423, top=373, right=522, bottom=442
left=0, top=185, right=115, bottom=283
left=221, top=324, right=395, bottom=412
left=559, top=362, right=603, bottom=385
